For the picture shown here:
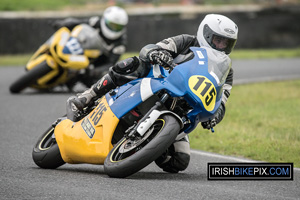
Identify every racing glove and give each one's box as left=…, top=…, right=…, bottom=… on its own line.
left=148, top=50, right=173, bottom=70
left=201, top=119, right=217, bottom=130
left=201, top=102, right=226, bottom=130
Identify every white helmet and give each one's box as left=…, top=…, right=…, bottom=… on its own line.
left=197, top=14, right=238, bottom=54
left=100, top=6, right=128, bottom=40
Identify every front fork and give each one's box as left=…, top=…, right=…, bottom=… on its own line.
left=126, top=93, right=184, bottom=139
left=126, top=94, right=168, bottom=138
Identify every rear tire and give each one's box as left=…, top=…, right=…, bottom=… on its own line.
left=32, top=126, right=65, bottom=169
left=104, top=114, right=180, bottom=178
left=9, top=63, right=52, bottom=93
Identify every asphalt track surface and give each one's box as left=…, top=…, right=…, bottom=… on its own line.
left=1, top=58, right=300, bottom=199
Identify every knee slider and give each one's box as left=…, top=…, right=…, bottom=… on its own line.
left=171, top=137, right=191, bottom=171
left=156, top=138, right=191, bottom=173
left=171, top=152, right=190, bottom=171
left=158, top=152, right=190, bottom=173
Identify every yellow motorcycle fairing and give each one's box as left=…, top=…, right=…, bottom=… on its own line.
left=26, top=53, right=69, bottom=89
left=54, top=96, right=119, bottom=164
left=49, top=27, right=89, bottom=70
left=27, top=43, right=49, bottom=67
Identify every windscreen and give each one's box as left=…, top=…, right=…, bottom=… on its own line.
left=204, top=47, right=231, bottom=86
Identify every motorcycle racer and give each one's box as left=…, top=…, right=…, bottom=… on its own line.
left=67, top=14, right=238, bottom=174
left=53, top=6, right=128, bottom=85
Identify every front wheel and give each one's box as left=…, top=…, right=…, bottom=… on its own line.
left=104, top=114, right=181, bottom=178
left=32, top=126, right=65, bottom=169
left=9, top=63, right=52, bottom=93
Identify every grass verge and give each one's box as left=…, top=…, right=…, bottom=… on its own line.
left=0, top=0, right=87, bottom=11
left=190, top=79, right=300, bottom=167
left=1, top=48, right=299, bottom=66
left=230, top=48, right=300, bottom=59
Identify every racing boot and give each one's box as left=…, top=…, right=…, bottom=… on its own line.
left=67, top=73, right=116, bottom=121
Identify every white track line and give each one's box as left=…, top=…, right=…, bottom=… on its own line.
left=191, top=149, right=300, bottom=171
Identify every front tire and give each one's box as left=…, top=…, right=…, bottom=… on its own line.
left=32, top=126, right=65, bottom=169
left=104, top=114, right=180, bottom=178
left=9, top=63, right=52, bottom=93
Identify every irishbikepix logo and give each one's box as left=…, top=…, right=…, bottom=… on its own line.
left=207, top=163, right=293, bottom=180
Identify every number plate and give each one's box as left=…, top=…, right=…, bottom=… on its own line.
left=188, top=75, right=216, bottom=111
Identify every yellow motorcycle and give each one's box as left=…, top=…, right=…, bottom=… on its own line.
left=9, top=24, right=104, bottom=93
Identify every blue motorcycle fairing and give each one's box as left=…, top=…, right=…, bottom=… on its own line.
left=147, top=64, right=170, bottom=78
left=105, top=47, right=225, bottom=133
left=162, top=48, right=223, bottom=132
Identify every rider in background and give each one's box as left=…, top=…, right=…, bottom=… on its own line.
left=53, top=6, right=128, bottom=85
left=67, top=14, right=238, bottom=174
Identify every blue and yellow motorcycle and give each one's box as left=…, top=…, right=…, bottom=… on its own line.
left=32, top=47, right=231, bottom=178
left=9, top=24, right=104, bottom=93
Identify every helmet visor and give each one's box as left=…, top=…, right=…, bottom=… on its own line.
left=105, top=19, right=125, bottom=32
left=203, top=24, right=237, bottom=54
left=211, top=35, right=236, bottom=55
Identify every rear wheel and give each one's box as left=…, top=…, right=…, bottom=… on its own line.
left=9, top=62, right=52, bottom=93
left=32, top=126, right=65, bottom=169
left=104, top=114, right=180, bottom=178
